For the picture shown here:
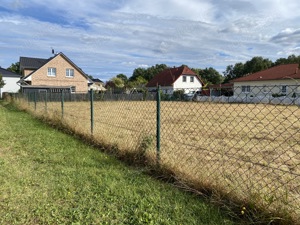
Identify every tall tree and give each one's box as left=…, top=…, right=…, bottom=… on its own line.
left=243, top=56, right=272, bottom=74
left=198, top=67, right=223, bottom=85
left=110, top=77, right=125, bottom=88
left=129, top=64, right=168, bottom=82
left=274, top=54, right=300, bottom=66
left=116, top=74, right=128, bottom=84
left=7, top=62, right=20, bottom=74
left=223, top=56, right=272, bottom=82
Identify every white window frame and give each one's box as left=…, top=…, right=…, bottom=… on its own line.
left=190, top=76, right=194, bottom=82
left=241, top=85, right=250, bottom=93
left=182, top=76, right=187, bottom=82
left=47, top=67, right=56, bottom=77
left=66, top=69, right=74, bottom=78
left=70, top=86, right=76, bottom=93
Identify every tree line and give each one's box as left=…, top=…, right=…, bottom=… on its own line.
left=107, top=54, right=300, bottom=89
left=3, top=54, right=300, bottom=90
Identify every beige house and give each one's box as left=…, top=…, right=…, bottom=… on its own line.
left=232, top=64, right=300, bottom=98
left=18, top=52, right=92, bottom=93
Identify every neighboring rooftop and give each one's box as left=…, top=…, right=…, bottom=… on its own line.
left=19, top=56, right=49, bottom=71
left=0, top=67, right=21, bottom=77
left=232, top=63, right=300, bottom=82
left=92, top=78, right=104, bottom=83
left=146, top=65, right=199, bottom=87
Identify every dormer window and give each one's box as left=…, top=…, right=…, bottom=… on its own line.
left=66, top=69, right=74, bottom=78
left=47, top=67, right=56, bottom=76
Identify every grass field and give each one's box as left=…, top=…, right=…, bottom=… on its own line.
left=0, top=101, right=235, bottom=225
left=16, top=97, right=300, bottom=223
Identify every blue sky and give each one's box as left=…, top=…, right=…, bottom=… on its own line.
left=0, top=0, right=300, bottom=81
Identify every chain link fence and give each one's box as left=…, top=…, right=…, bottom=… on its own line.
left=12, top=84, right=300, bottom=223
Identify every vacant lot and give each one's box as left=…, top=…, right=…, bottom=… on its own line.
left=0, top=102, right=235, bottom=225
left=23, top=99, right=300, bottom=222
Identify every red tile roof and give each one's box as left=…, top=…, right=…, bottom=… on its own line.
left=233, top=63, right=300, bottom=82
left=146, top=65, right=201, bottom=87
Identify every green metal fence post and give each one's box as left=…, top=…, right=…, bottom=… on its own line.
left=34, top=91, right=37, bottom=111
left=61, top=90, right=64, bottom=119
left=156, top=85, right=161, bottom=165
left=90, top=90, right=94, bottom=135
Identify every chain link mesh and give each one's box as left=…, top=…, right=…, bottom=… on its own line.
left=14, top=84, right=300, bottom=222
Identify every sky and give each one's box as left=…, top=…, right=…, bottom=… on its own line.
left=0, top=0, right=300, bottom=81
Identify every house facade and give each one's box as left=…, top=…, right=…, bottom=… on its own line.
left=18, top=52, right=92, bottom=93
left=232, top=64, right=300, bottom=98
left=146, top=66, right=203, bottom=94
left=0, top=67, right=21, bottom=98
left=89, top=78, right=106, bottom=92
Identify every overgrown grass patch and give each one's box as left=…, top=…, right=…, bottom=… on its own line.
left=0, top=102, right=235, bottom=225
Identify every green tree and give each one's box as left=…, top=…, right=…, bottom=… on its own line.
left=198, top=67, right=223, bottom=85
left=274, top=54, right=300, bottom=66
left=0, top=74, right=5, bottom=88
left=223, top=56, right=272, bottom=83
left=223, top=63, right=245, bottom=83
left=110, top=77, right=125, bottom=88
left=129, top=64, right=168, bottom=82
left=116, top=74, right=128, bottom=84
left=243, top=56, right=272, bottom=74
left=127, top=76, right=148, bottom=89
left=7, top=62, right=20, bottom=74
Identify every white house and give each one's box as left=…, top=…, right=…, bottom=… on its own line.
left=232, top=63, right=300, bottom=98
left=0, top=67, right=21, bottom=98
left=146, top=65, right=203, bottom=95
left=89, top=78, right=106, bottom=92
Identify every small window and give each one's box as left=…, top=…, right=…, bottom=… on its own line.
left=48, top=68, right=56, bottom=76
left=182, top=76, right=187, bottom=82
left=190, top=76, right=194, bottom=82
left=66, top=69, right=74, bottom=77
left=71, top=86, right=76, bottom=93
left=281, top=85, right=287, bottom=94
left=242, top=85, right=250, bottom=93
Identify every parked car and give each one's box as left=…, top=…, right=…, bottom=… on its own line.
left=183, top=90, right=201, bottom=101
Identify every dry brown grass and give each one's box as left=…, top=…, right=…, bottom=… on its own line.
left=19, top=98, right=300, bottom=223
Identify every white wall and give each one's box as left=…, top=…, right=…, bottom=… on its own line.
left=234, top=80, right=300, bottom=98
left=173, top=75, right=202, bottom=93
left=0, top=76, right=20, bottom=98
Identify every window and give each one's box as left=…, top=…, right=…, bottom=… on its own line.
left=48, top=67, right=56, bottom=76
left=190, top=76, right=194, bottom=82
left=182, top=76, right=187, bottom=82
left=281, top=85, right=287, bottom=94
left=71, top=86, right=76, bottom=93
left=242, top=85, right=250, bottom=93
left=66, top=69, right=74, bottom=77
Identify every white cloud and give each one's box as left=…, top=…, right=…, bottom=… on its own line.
left=1, top=0, right=300, bottom=81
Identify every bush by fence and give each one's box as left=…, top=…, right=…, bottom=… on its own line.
left=12, top=84, right=300, bottom=224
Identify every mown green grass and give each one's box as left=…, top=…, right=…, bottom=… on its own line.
left=0, top=102, right=235, bottom=225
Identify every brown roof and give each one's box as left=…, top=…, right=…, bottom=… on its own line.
left=233, top=63, right=300, bottom=82
left=146, top=65, right=201, bottom=87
